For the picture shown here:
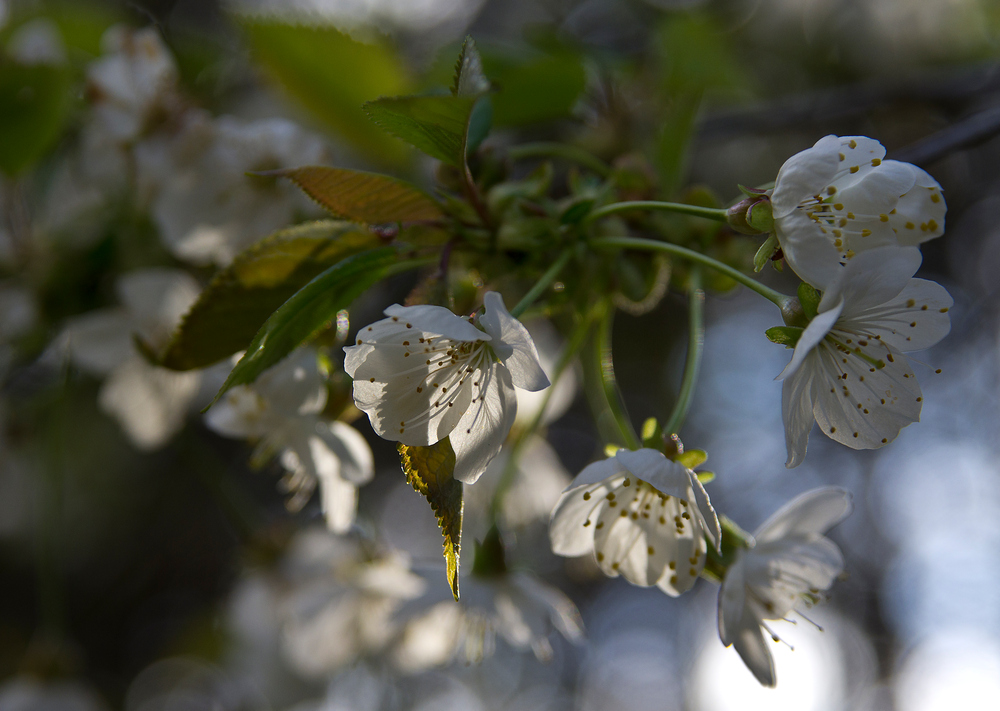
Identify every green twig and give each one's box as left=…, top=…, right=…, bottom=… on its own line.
left=510, top=249, right=573, bottom=318
left=583, top=200, right=729, bottom=225
left=663, top=266, right=705, bottom=436
left=589, top=236, right=793, bottom=310
left=584, top=303, right=641, bottom=450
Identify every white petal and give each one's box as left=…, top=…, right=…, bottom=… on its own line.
left=61, top=309, right=133, bottom=375
left=549, top=481, right=608, bottom=557
left=203, top=385, right=270, bottom=438
left=770, top=135, right=841, bottom=219
left=449, top=363, right=516, bottom=484
left=509, top=572, right=585, bottom=644
left=614, top=449, right=690, bottom=497
left=310, top=441, right=359, bottom=534
left=834, top=158, right=915, bottom=218
left=890, top=167, right=946, bottom=246
left=116, top=268, right=200, bottom=348
left=565, top=456, right=627, bottom=490
left=253, top=349, right=327, bottom=417
left=320, top=421, right=375, bottom=485
left=826, top=246, right=921, bottom=315
left=839, top=277, right=952, bottom=353
left=479, top=292, right=549, bottom=391
left=776, top=301, right=842, bottom=381
left=754, top=487, right=853, bottom=542
left=774, top=207, right=844, bottom=289
left=811, top=343, right=922, bottom=450
left=731, top=603, right=776, bottom=687
left=744, top=538, right=844, bottom=619
left=99, top=358, right=200, bottom=450
left=385, top=303, right=488, bottom=342
left=781, top=360, right=819, bottom=468
left=824, top=136, right=887, bottom=193
left=689, top=471, right=722, bottom=551
left=718, top=554, right=748, bottom=646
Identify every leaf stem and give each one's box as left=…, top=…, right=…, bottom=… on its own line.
left=510, top=249, right=573, bottom=318
left=589, top=236, right=793, bottom=310
left=508, top=142, right=612, bottom=177
left=663, top=266, right=705, bottom=436
left=584, top=200, right=729, bottom=225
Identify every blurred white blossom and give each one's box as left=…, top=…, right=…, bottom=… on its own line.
left=206, top=349, right=374, bottom=532
left=393, top=569, right=583, bottom=671
left=279, top=529, right=426, bottom=678
left=55, top=268, right=202, bottom=450
left=143, top=113, right=328, bottom=266
left=718, top=487, right=852, bottom=687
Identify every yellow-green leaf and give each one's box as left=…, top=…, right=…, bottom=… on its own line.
left=272, top=166, right=443, bottom=223
left=161, top=221, right=380, bottom=370
left=676, top=449, right=708, bottom=470
left=398, top=439, right=464, bottom=600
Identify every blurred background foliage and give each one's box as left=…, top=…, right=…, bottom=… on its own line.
left=2, top=0, right=1000, bottom=709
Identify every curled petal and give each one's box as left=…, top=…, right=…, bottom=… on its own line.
left=449, top=363, right=516, bottom=484
left=755, top=487, right=853, bottom=543
left=479, top=292, right=549, bottom=391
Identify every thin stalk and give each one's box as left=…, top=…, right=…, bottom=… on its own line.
left=583, top=200, right=729, bottom=225
left=589, top=236, right=793, bottom=310
left=510, top=249, right=573, bottom=318
left=508, top=142, right=612, bottom=178
left=488, top=311, right=592, bottom=524
left=663, top=266, right=705, bottom=436
left=586, top=303, right=641, bottom=450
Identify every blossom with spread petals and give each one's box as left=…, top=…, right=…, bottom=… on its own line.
left=344, top=292, right=549, bottom=484
left=205, top=349, right=373, bottom=533
left=392, top=569, right=583, bottom=671
left=549, top=448, right=721, bottom=596
left=772, top=135, right=946, bottom=289
left=718, top=487, right=852, bottom=687
left=778, top=246, right=952, bottom=467
left=56, top=268, right=201, bottom=450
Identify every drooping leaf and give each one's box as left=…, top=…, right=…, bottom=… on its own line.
left=271, top=166, right=444, bottom=223
left=452, top=36, right=489, bottom=97
left=765, top=326, right=804, bottom=348
left=363, top=94, right=478, bottom=166
left=398, top=439, right=464, bottom=600
left=0, top=60, right=71, bottom=175
left=209, top=246, right=400, bottom=405
left=160, top=222, right=380, bottom=370
left=239, top=20, right=412, bottom=166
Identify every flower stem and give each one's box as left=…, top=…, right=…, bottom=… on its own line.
left=663, top=266, right=705, bottom=436
left=510, top=249, right=573, bottom=318
left=589, top=236, right=793, bottom=310
left=508, top=142, right=612, bottom=177
left=583, top=302, right=641, bottom=450
left=583, top=201, right=729, bottom=225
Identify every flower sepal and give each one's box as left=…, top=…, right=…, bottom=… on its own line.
left=470, top=524, right=508, bottom=579
left=764, top=326, right=803, bottom=348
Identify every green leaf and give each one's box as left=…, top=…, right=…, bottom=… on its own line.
left=239, top=20, right=412, bottom=166
left=160, top=221, right=380, bottom=370
left=271, top=166, right=444, bottom=223
left=753, top=233, right=780, bottom=272
left=364, top=94, right=478, bottom=166
left=452, top=36, right=489, bottom=97
left=676, top=449, right=708, bottom=470
left=797, top=282, right=822, bottom=320
left=399, top=439, right=464, bottom=600
left=210, top=246, right=400, bottom=405
left=0, top=59, right=71, bottom=175
left=765, top=326, right=804, bottom=348
left=560, top=197, right=596, bottom=225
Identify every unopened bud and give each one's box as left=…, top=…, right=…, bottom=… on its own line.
left=727, top=194, right=773, bottom=235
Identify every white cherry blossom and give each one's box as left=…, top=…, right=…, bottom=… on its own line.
left=549, top=448, right=721, bottom=596
left=718, top=487, right=852, bottom=687
left=56, top=268, right=202, bottom=450
left=771, top=135, right=946, bottom=289
left=344, top=292, right=549, bottom=485
left=205, top=349, right=373, bottom=533
left=392, top=569, right=583, bottom=671
left=778, top=246, right=952, bottom=467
